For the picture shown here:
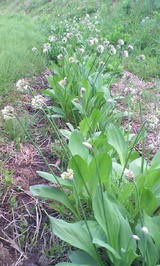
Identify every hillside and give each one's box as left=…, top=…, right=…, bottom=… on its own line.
left=0, top=1, right=160, bottom=266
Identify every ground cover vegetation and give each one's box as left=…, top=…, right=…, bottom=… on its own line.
left=0, top=14, right=46, bottom=97
left=0, top=0, right=160, bottom=265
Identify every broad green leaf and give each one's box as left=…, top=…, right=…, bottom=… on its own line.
left=136, top=223, right=159, bottom=266
left=72, top=101, right=83, bottom=114
left=93, top=238, right=121, bottom=259
left=88, top=152, right=112, bottom=195
left=143, top=213, right=160, bottom=245
left=140, top=188, right=158, bottom=214
left=30, top=185, right=77, bottom=217
left=93, top=188, right=136, bottom=265
left=69, top=130, right=89, bottom=161
left=137, top=169, right=160, bottom=207
left=37, top=171, right=73, bottom=188
left=69, top=155, right=90, bottom=196
left=69, top=250, right=97, bottom=265
left=49, top=217, right=101, bottom=263
left=107, top=124, right=128, bottom=166
left=80, top=110, right=101, bottom=137
left=129, top=157, right=148, bottom=176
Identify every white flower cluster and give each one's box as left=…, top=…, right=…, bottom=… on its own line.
left=69, top=57, right=78, bottom=63
left=124, top=168, right=135, bottom=182
left=103, top=39, right=110, bottom=46
left=109, top=45, right=116, bottom=55
left=78, top=48, right=85, bottom=54
left=61, top=168, right=74, bottom=180
left=48, top=35, right=57, bottom=42
left=122, top=50, right=129, bottom=58
left=16, top=79, right=31, bottom=92
left=1, top=106, right=15, bottom=120
left=43, top=43, right=51, bottom=54
left=117, top=39, right=124, bottom=46
left=57, top=54, right=64, bottom=60
left=139, top=54, right=146, bottom=60
left=97, top=45, right=104, bottom=54
left=88, top=37, right=98, bottom=46
left=31, top=95, right=46, bottom=109
left=66, top=32, right=73, bottom=39
left=80, top=87, right=86, bottom=98
left=32, top=47, right=38, bottom=53
left=58, top=77, right=67, bottom=87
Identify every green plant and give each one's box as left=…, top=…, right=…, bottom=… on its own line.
left=2, top=113, right=35, bottom=144
left=31, top=120, right=160, bottom=264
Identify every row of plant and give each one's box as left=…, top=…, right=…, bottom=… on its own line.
left=1, top=3, right=160, bottom=265
left=27, top=9, right=160, bottom=266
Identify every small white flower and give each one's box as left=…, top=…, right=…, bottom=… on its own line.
left=109, top=45, right=116, bottom=55
left=72, top=97, right=79, bottom=103
left=93, top=38, right=98, bottom=44
left=31, top=95, right=46, bottom=109
left=43, top=43, right=51, bottom=54
left=122, top=50, right=129, bottom=58
left=139, top=54, right=146, bottom=60
left=80, top=87, right=86, bottom=98
left=99, top=61, right=105, bottom=66
left=82, top=142, right=93, bottom=150
left=141, top=226, right=149, bottom=234
left=66, top=32, right=73, bottom=38
left=32, top=47, right=38, bottom=52
left=58, top=77, right=67, bottom=87
left=61, top=169, right=74, bottom=180
left=1, top=106, right=15, bottom=120
left=57, top=54, right=64, bottom=60
left=62, top=37, right=67, bottom=43
left=132, top=234, right=140, bottom=241
left=128, top=44, right=134, bottom=51
left=43, top=43, right=51, bottom=49
left=69, top=57, right=77, bottom=63
left=97, top=45, right=104, bottom=54
left=48, top=35, right=57, bottom=42
left=118, top=39, right=124, bottom=46
left=103, top=39, right=110, bottom=46
left=78, top=48, right=85, bottom=54
left=124, top=168, right=135, bottom=182
left=88, top=39, right=94, bottom=46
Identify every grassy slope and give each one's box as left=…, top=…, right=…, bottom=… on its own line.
left=0, top=3, right=46, bottom=96
left=0, top=0, right=99, bottom=96
left=0, top=0, right=159, bottom=98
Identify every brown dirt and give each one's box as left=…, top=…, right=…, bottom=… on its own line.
left=0, top=69, right=67, bottom=266
left=111, top=71, right=160, bottom=159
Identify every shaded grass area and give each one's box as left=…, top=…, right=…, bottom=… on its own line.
left=0, top=14, right=46, bottom=95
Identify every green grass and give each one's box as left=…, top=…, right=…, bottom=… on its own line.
left=0, top=14, right=46, bottom=95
